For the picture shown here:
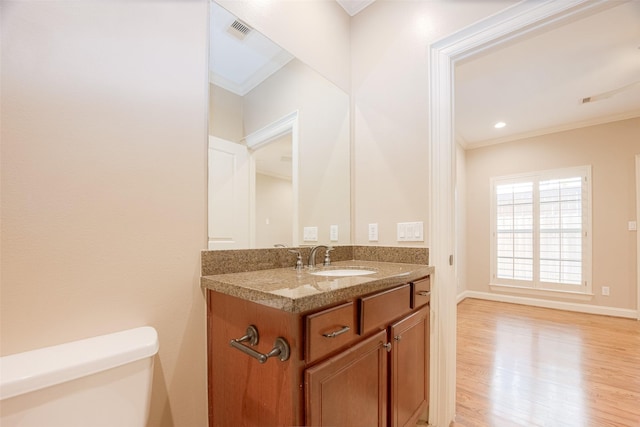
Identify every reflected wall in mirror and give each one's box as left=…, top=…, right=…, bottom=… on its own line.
left=208, top=1, right=351, bottom=250
left=253, top=134, right=293, bottom=248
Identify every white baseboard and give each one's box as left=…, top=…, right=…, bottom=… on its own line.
left=456, top=290, right=470, bottom=304
left=457, top=290, right=638, bottom=319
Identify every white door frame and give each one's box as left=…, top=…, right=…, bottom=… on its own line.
left=636, top=154, right=640, bottom=320
left=428, top=0, right=615, bottom=425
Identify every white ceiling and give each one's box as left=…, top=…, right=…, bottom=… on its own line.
left=456, top=1, right=640, bottom=148
left=253, top=136, right=293, bottom=180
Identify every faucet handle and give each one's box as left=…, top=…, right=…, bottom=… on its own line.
left=323, top=247, right=334, bottom=266
left=288, top=249, right=304, bottom=272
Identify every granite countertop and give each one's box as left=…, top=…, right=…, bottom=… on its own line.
left=201, top=260, right=434, bottom=313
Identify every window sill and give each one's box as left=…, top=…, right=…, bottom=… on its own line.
left=490, top=283, right=594, bottom=301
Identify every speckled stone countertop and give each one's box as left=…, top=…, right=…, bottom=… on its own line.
left=201, top=260, right=434, bottom=313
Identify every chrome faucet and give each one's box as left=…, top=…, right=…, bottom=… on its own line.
left=308, top=245, right=333, bottom=268
left=288, top=249, right=304, bottom=272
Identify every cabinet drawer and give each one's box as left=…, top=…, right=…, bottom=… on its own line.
left=306, top=301, right=357, bottom=363
left=411, top=276, right=431, bottom=308
left=359, top=284, right=411, bottom=335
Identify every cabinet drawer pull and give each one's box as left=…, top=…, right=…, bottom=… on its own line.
left=416, top=291, right=431, bottom=297
left=322, top=325, right=350, bottom=338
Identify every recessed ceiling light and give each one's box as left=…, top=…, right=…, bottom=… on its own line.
left=494, top=121, right=506, bottom=129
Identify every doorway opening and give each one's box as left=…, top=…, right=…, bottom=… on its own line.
left=246, top=111, right=300, bottom=248
left=428, top=1, right=612, bottom=425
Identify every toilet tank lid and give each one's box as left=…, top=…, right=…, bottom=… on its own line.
left=0, top=326, right=159, bottom=401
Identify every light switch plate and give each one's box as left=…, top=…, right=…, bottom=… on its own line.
left=303, top=226, right=318, bottom=242
left=397, top=221, right=424, bottom=241
left=629, top=221, right=637, bottom=231
left=397, top=223, right=406, bottom=240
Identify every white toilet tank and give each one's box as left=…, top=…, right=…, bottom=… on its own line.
left=0, top=326, right=159, bottom=427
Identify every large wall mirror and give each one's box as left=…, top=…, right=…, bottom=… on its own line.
left=208, top=1, right=351, bottom=250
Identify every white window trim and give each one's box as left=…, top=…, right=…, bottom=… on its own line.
left=489, top=283, right=594, bottom=301
left=490, top=165, right=593, bottom=296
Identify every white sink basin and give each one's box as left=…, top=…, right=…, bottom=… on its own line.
left=310, top=269, right=376, bottom=277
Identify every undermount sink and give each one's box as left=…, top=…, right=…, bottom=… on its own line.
left=310, top=268, right=376, bottom=277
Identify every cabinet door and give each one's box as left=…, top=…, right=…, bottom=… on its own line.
left=389, top=305, right=429, bottom=427
left=305, top=329, right=388, bottom=427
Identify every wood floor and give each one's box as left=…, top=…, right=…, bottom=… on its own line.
left=455, top=299, right=640, bottom=427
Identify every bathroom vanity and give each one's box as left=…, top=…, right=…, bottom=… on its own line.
left=202, top=258, right=433, bottom=427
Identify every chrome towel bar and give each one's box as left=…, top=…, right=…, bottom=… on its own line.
left=229, top=325, right=290, bottom=364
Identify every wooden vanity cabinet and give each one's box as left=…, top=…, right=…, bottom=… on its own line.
left=305, top=280, right=430, bottom=427
left=206, top=275, right=430, bottom=427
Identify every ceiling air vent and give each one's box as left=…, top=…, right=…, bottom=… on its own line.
left=227, top=19, right=252, bottom=40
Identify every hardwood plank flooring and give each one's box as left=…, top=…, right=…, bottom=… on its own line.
left=455, top=299, right=640, bottom=427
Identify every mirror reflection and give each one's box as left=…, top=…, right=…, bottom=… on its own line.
left=253, top=135, right=293, bottom=248
left=208, top=1, right=351, bottom=250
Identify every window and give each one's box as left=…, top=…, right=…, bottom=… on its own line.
left=490, top=166, right=591, bottom=295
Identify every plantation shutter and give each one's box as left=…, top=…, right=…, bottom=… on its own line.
left=496, top=182, right=533, bottom=282
left=491, top=166, right=591, bottom=293
left=539, top=177, right=583, bottom=285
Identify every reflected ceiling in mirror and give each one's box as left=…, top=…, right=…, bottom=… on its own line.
left=209, top=4, right=294, bottom=96
left=207, top=1, right=351, bottom=251
left=253, top=136, right=292, bottom=179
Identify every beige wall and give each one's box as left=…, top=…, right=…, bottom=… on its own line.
left=209, top=84, right=243, bottom=142
left=350, top=0, right=517, bottom=246
left=255, top=174, right=293, bottom=248
left=465, top=118, right=640, bottom=310
left=1, top=2, right=354, bottom=426
left=1, top=1, right=209, bottom=426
